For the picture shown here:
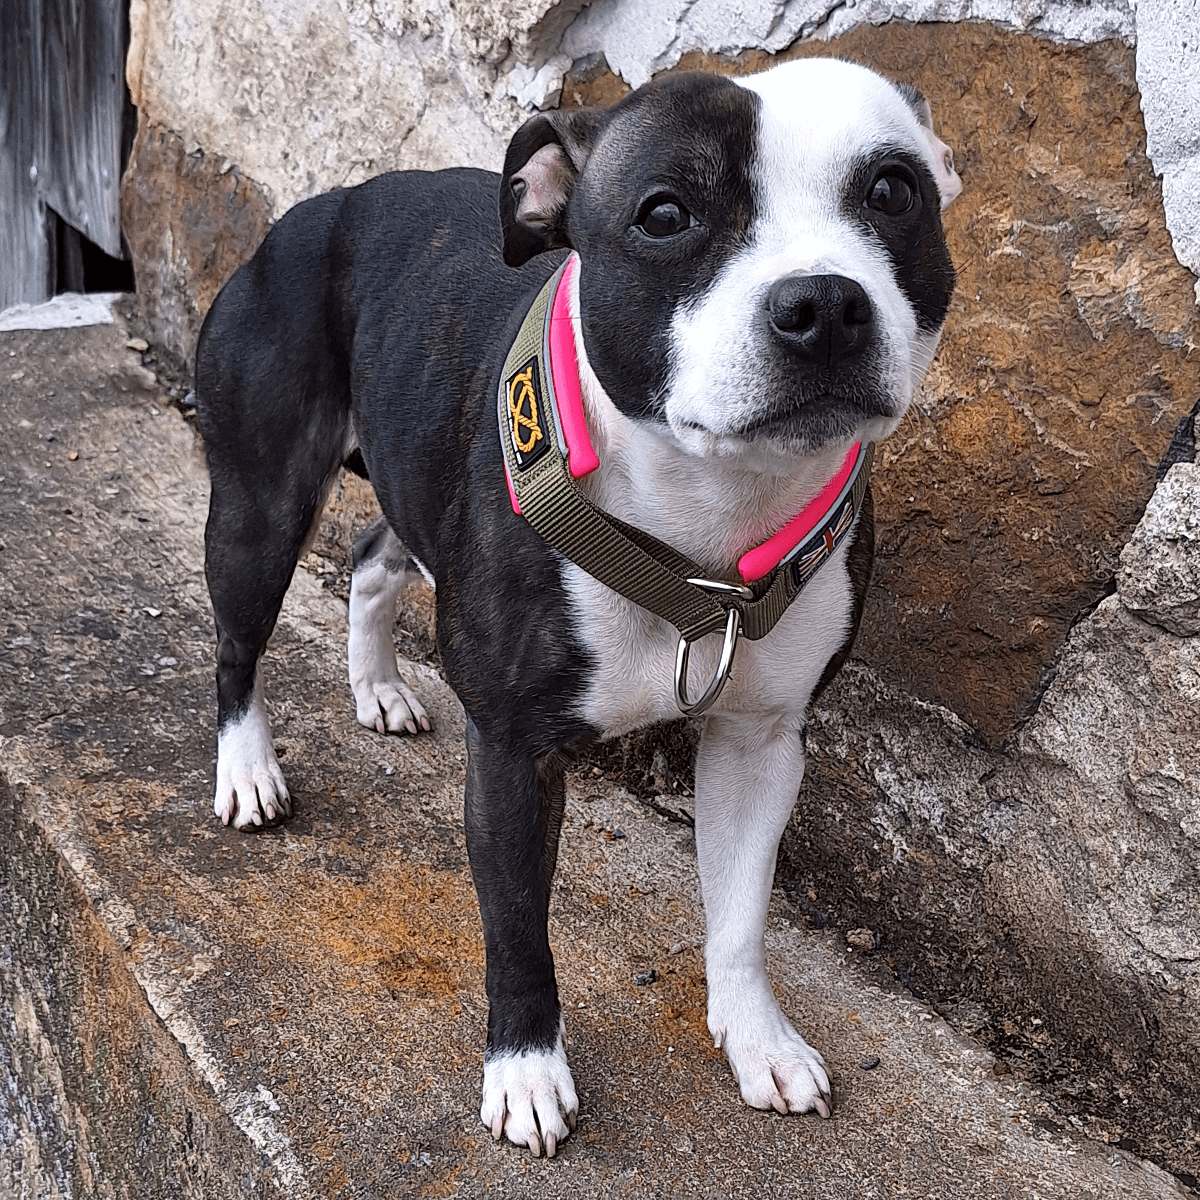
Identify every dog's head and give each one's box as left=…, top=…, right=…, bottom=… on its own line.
left=500, top=58, right=959, bottom=463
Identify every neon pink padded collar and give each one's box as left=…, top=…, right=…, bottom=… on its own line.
left=547, top=254, right=601, bottom=479
left=512, top=252, right=863, bottom=586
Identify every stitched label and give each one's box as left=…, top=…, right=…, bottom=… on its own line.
left=506, top=357, right=549, bottom=470
left=790, top=498, right=857, bottom=586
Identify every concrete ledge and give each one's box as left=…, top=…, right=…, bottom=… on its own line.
left=1, top=780, right=273, bottom=1199
left=2, top=322, right=1194, bottom=1197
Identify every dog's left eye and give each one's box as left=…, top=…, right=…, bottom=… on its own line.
left=865, top=173, right=915, bottom=216
left=635, top=196, right=694, bottom=237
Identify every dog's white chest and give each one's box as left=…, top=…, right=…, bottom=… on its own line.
left=562, top=540, right=856, bottom=739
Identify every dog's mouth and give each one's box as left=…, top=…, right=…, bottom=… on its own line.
left=665, top=355, right=905, bottom=459
left=731, top=389, right=896, bottom=443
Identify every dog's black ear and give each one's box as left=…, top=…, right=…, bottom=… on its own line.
left=499, top=107, right=607, bottom=268
left=892, top=81, right=934, bottom=130
left=892, top=80, right=962, bottom=210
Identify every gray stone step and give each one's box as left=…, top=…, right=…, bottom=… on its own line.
left=1, top=319, right=1190, bottom=1199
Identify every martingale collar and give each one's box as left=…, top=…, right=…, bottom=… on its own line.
left=497, top=253, right=873, bottom=716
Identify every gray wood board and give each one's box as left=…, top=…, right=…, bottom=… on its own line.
left=1, top=0, right=127, bottom=310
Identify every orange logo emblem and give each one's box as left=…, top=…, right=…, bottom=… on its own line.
left=508, top=364, right=543, bottom=456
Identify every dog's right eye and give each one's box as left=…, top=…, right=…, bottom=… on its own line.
left=865, top=172, right=915, bottom=216
left=635, top=196, right=693, bottom=238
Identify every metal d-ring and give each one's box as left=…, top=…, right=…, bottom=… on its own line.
left=685, top=575, right=754, bottom=601
left=674, top=606, right=741, bottom=717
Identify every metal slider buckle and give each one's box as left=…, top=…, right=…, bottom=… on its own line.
left=673, top=576, right=750, bottom=716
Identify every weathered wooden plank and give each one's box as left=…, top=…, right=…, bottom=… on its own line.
left=1, top=0, right=51, bottom=309
left=0, top=0, right=126, bottom=310
left=37, top=0, right=126, bottom=259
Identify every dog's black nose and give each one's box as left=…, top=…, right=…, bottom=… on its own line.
left=766, top=273, right=874, bottom=364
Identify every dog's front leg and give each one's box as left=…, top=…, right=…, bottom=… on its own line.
left=463, top=719, right=578, bottom=1156
left=696, top=712, right=832, bottom=1118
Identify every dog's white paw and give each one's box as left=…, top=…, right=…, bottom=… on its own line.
left=480, top=1037, right=578, bottom=1157
left=711, top=1002, right=832, bottom=1117
left=348, top=551, right=431, bottom=736
left=352, top=674, right=430, bottom=737
left=214, top=702, right=291, bottom=829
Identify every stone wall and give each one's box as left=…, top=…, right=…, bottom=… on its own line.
left=115, top=0, right=1200, bottom=1180
left=120, top=124, right=272, bottom=363
left=119, top=0, right=1200, bottom=742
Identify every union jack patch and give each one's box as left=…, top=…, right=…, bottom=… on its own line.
left=790, top=499, right=857, bottom=586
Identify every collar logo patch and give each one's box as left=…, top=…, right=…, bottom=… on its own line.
left=507, top=357, right=549, bottom=469
left=790, top=499, right=857, bottom=586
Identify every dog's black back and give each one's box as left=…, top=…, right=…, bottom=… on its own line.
left=199, top=169, right=536, bottom=569
left=197, top=168, right=594, bottom=755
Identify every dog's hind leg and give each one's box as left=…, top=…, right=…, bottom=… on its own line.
left=205, top=468, right=337, bottom=827
left=348, top=517, right=431, bottom=735
left=202, top=405, right=349, bottom=829
left=195, top=186, right=356, bottom=829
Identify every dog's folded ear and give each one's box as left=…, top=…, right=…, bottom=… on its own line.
left=500, top=107, right=608, bottom=267
left=893, top=82, right=963, bottom=211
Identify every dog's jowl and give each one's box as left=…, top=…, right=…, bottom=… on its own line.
left=196, top=58, right=959, bottom=1155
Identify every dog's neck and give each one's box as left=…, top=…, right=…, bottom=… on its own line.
left=566, top=270, right=856, bottom=580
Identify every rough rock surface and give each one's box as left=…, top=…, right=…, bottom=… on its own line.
left=1025, top=597, right=1200, bottom=970
left=1136, top=0, right=1200, bottom=299
left=7, top=319, right=1195, bottom=1198
left=529, top=0, right=1137, bottom=99
left=778, top=596, right=1200, bottom=1176
left=124, top=0, right=516, bottom=222
left=1, top=781, right=275, bottom=1199
left=824, top=26, right=1199, bottom=741
left=1119, top=461, right=1200, bottom=636
left=120, top=124, right=273, bottom=369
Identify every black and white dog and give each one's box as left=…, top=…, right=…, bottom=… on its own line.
left=196, top=58, right=959, bottom=1156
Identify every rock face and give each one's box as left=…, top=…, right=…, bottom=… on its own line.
left=781, top=581, right=1200, bottom=1173
left=833, top=26, right=1200, bottom=744
left=545, top=0, right=1136, bottom=95
left=1119, top=461, right=1200, bottom=636
left=120, top=124, right=272, bottom=368
left=1025, top=598, right=1200, bottom=973
left=123, top=0, right=515, bottom=227
left=0, top=782, right=274, bottom=1200
left=1136, top=0, right=1200, bottom=298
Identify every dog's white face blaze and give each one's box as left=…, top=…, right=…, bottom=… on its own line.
left=666, top=59, right=952, bottom=460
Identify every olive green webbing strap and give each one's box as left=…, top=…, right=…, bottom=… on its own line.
left=497, top=263, right=872, bottom=644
